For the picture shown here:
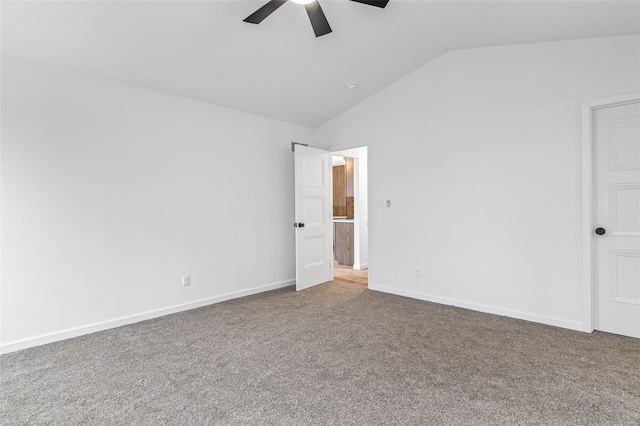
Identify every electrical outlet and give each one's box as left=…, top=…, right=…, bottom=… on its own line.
left=415, top=268, right=421, bottom=278
left=182, top=275, right=190, bottom=287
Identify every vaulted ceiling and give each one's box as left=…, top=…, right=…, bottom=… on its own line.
left=2, top=1, right=638, bottom=127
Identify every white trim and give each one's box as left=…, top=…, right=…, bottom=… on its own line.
left=581, top=91, right=640, bottom=333
left=0, top=279, right=295, bottom=354
left=353, top=263, right=368, bottom=270
left=369, top=284, right=584, bottom=332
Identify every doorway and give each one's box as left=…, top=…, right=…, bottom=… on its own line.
left=292, top=144, right=369, bottom=291
left=331, top=146, right=369, bottom=287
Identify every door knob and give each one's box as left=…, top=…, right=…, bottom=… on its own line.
left=294, top=223, right=305, bottom=228
left=595, top=227, right=606, bottom=235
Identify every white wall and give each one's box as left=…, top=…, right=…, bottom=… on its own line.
left=1, top=56, right=314, bottom=352
left=333, top=146, right=368, bottom=269
left=316, top=35, right=640, bottom=331
left=3, top=35, right=638, bottom=352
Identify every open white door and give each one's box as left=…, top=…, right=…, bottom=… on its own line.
left=294, top=145, right=333, bottom=291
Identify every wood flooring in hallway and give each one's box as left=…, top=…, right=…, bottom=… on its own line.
left=333, top=262, right=368, bottom=286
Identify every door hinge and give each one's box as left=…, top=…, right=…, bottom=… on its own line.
left=291, top=141, right=309, bottom=153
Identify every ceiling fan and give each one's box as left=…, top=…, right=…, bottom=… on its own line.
left=243, top=0, right=389, bottom=38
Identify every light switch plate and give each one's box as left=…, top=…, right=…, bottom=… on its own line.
left=377, top=199, right=390, bottom=208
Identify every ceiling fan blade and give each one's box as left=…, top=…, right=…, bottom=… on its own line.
left=304, top=1, right=332, bottom=37
left=243, top=0, right=288, bottom=24
left=349, top=0, right=389, bottom=8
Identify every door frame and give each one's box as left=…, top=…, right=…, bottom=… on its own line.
left=329, top=141, right=371, bottom=287
left=581, top=91, right=639, bottom=332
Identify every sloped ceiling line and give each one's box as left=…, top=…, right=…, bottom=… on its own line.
left=1, top=1, right=638, bottom=127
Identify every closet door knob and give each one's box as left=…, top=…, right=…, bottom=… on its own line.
left=595, top=227, right=606, bottom=235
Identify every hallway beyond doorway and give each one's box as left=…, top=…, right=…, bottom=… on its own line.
left=334, top=261, right=368, bottom=286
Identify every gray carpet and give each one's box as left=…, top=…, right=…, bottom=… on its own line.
left=2, top=280, right=639, bottom=425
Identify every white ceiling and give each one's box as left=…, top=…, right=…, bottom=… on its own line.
left=2, top=1, right=638, bottom=127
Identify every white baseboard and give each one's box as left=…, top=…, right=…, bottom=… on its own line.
left=368, top=283, right=585, bottom=332
left=0, top=279, right=295, bottom=355
left=353, top=263, right=368, bottom=270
